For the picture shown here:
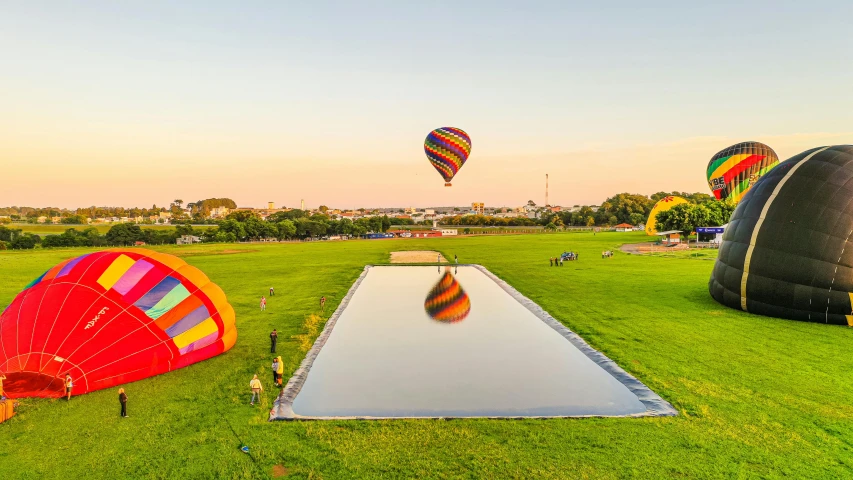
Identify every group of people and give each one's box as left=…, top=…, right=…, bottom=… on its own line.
left=43, top=372, right=129, bottom=417
left=602, top=250, right=614, bottom=258
left=549, top=252, right=578, bottom=266
left=251, top=294, right=328, bottom=406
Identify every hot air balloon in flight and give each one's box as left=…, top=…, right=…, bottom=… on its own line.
left=0, top=249, right=236, bottom=398
left=706, top=141, right=779, bottom=203
left=424, top=270, right=471, bottom=323
left=709, top=145, right=853, bottom=325
left=424, top=127, right=472, bottom=187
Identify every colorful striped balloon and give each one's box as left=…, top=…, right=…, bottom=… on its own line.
left=424, top=127, right=472, bottom=186
left=706, top=141, right=779, bottom=203
left=424, top=270, right=471, bottom=323
left=0, top=249, right=236, bottom=398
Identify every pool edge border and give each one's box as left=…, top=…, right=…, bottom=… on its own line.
left=270, top=264, right=678, bottom=421
left=472, top=265, right=678, bottom=418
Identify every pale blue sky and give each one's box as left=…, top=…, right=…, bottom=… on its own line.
left=1, top=1, right=851, bottom=208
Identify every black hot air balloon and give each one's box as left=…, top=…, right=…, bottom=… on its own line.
left=709, top=145, right=853, bottom=325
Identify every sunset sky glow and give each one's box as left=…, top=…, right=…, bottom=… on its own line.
left=2, top=2, right=851, bottom=209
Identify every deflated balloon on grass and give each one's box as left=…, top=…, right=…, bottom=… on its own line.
left=0, top=248, right=237, bottom=398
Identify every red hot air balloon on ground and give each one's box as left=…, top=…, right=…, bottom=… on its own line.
left=0, top=249, right=236, bottom=398
left=424, top=127, right=472, bottom=187
left=424, top=269, right=471, bottom=323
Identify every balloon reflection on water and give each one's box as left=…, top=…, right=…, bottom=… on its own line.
left=424, top=269, right=471, bottom=323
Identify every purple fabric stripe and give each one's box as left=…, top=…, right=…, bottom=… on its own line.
left=165, top=305, right=211, bottom=337
left=112, top=260, right=154, bottom=295
left=134, top=276, right=180, bottom=311
left=179, top=331, right=218, bottom=355
left=56, top=254, right=89, bottom=278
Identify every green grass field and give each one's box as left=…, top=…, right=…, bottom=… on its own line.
left=1, top=233, right=851, bottom=479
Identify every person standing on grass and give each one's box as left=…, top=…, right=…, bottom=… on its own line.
left=454, top=254, right=458, bottom=264
left=270, top=329, right=278, bottom=353
left=249, top=374, right=263, bottom=405
left=549, top=257, right=553, bottom=267
left=118, top=388, right=128, bottom=418
left=276, top=356, right=284, bottom=387
left=260, top=296, right=266, bottom=312
left=271, top=357, right=280, bottom=385
left=269, top=286, right=275, bottom=296
left=65, top=373, right=73, bottom=400
left=320, top=296, right=326, bottom=313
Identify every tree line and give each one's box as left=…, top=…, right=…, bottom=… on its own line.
left=1, top=191, right=731, bottom=250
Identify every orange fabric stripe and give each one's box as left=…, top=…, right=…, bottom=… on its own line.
left=43, top=258, right=73, bottom=281
left=154, top=295, right=204, bottom=331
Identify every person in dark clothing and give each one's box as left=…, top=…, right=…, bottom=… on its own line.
left=119, top=388, right=128, bottom=417
left=549, top=257, right=553, bottom=266
left=269, top=287, right=275, bottom=296
left=270, top=329, right=278, bottom=353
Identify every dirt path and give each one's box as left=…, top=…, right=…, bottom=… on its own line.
left=390, top=251, right=447, bottom=263
left=620, top=242, right=688, bottom=255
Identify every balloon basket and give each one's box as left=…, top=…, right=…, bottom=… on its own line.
left=445, top=183, right=452, bottom=187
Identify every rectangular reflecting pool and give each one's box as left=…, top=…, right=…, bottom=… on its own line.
left=272, top=265, right=675, bottom=419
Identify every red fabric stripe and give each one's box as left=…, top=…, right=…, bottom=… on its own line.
left=122, top=266, right=168, bottom=305
left=722, top=155, right=765, bottom=185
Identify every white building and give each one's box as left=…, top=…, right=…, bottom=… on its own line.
left=176, top=235, right=201, bottom=245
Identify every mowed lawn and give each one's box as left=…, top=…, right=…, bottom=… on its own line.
left=1, top=233, right=851, bottom=479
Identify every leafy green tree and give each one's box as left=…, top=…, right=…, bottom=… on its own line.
left=175, top=222, right=194, bottom=237
left=218, top=219, right=247, bottom=241
left=226, top=210, right=259, bottom=223
left=276, top=220, right=296, bottom=240
left=0, top=226, right=22, bottom=242
left=655, top=203, right=716, bottom=235
left=106, top=223, right=143, bottom=246
left=10, top=234, right=38, bottom=249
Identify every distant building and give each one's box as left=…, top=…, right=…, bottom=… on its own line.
left=50, top=216, right=62, bottom=224
left=614, top=223, right=634, bottom=232
left=268, top=201, right=275, bottom=210
left=37, top=216, right=47, bottom=223
left=159, top=212, right=171, bottom=219
left=176, top=235, right=201, bottom=245
left=471, top=202, right=484, bottom=215
left=210, top=206, right=230, bottom=218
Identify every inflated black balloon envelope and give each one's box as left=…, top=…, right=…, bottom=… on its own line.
left=709, top=145, right=853, bottom=325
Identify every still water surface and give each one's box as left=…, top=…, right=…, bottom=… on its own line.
left=291, top=266, right=646, bottom=417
